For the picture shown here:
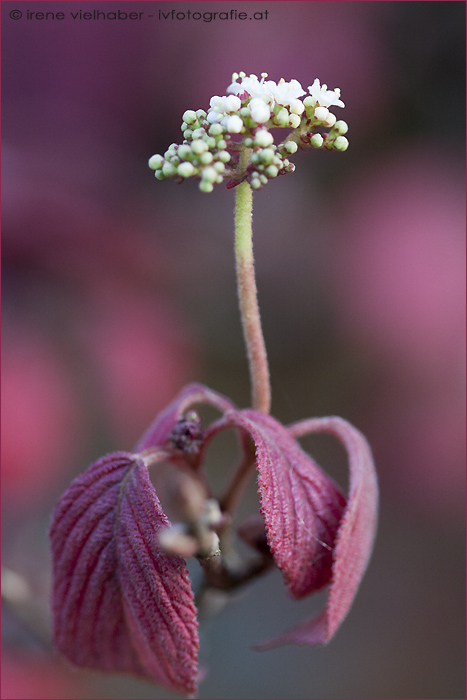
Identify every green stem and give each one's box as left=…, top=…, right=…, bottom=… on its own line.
left=234, top=155, right=271, bottom=414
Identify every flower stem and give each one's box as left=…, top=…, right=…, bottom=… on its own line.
left=234, top=158, right=271, bottom=414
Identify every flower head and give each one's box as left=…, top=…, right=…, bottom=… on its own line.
left=148, top=72, right=348, bottom=193
left=50, top=383, right=378, bottom=694
left=307, top=78, right=345, bottom=108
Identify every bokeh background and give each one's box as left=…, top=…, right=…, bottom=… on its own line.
left=2, top=1, right=465, bottom=698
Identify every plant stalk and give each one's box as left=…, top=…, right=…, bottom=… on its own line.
left=234, top=157, right=271, bottom=414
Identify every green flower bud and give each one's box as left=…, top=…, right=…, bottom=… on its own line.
left=218, top=150, right=231, bottom=163
left=254, top=130, right=274, bottom=147
left=310, top=134, right=324, bottom=148
left=200, top=152, right=214, bottom=165
left=334, top=136, right=349, bottom=151
left=274, top=109, right=289, bottom=126
left=148, top=154, right=164, bottom=170
left=250, top=178, right=262, bottom=190
left=182, top=110, right=198, bottom=125
left=260, top=148, right=275, bottom=164
left=199, top=180, right=214, bottom=193
left=196, top=109, right=207, bottom=119
left=217, top=139, right=227, bottom=150
left=266, top=165, right=279, bottom=178
left=283, top=140, right=298, bottom=154
left=183, top=129, right=193, bottom=140
left=201, top=166, right=218, bottom=183
left=178, top=144, right=192, bottom=160
left=155, top=170, right=166, bottom=180
left=289, top=114, right=301, bottom=129
left=191, top=128, right=206, bottom=140
left=213, top=161, right=225, bottom=173
left=209, top=123, right=224, bottom=136
left=191, top=140, right=209, bottom=155
left=335, top=120, right=348, bottom=135
left=162, top=162, right=176, bottom=177
left=177, top=162, right=195, bottom=178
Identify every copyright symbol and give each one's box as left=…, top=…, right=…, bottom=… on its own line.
left=10, top=9, right=22, bottom=19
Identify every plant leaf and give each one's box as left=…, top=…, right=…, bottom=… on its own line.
left=49, top=451, right=199, bottom=694
left=258, top=416, right=378, bottom=649
left=224, top=409, right=346, bottom=599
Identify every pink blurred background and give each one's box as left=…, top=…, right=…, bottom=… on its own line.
left=2, top=2, right=465, bottom=698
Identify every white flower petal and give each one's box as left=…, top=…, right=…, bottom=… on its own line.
left=307, top=79, right=345, bottom=108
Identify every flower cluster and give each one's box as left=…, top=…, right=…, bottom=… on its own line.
left=148, top=72, right=349, bottom=192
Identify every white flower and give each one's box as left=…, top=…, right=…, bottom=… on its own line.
left=307, top=79, right=345, bottom=108
left=227, top=74, right=272, bottom=101
left=227, top=73, right=306, bottom=109
left=248, top=97, right=271, bottom=124
left=265, top=78, right=306, bottom=107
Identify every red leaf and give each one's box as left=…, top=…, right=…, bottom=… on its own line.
left=259, top=416, right=378, bottom=649
left=223, top=410, right=346, bottom=599
left=49, top=451, right=199, bottom=694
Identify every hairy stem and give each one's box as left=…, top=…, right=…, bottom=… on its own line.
left=234, top=154, right=271, bottom=414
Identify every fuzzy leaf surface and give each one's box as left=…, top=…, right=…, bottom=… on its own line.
left=224, top=409, right=346, bottom=599
left=259, top=416, right=378, bottom=649
left=50, top=452, right=199, bottom=693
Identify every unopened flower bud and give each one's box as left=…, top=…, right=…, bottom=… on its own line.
left=226, top=115, right=243, bottom=133
left=334, top=135, right=349, bottom=151
left=178, top=144, right=192, bottom=160
left=201, top=166, right=218, bottom=183
left=177, top=162, right=195, bottom=178
left=148, top=154, right=164, bottom=170
left=311, top=133, right=324, bottom=148
left=260, top=148, right=275, bottom=164
left=209, top=123, right=224, bottom=136
left=182, top=110, right=198, bottom=125
left=335, top=120, right=348, bottom=135
left=254, top=129, right=274, bottom=147
left=314, top=106, right=329, bottom=122
left=274, top=108, right=289, bottom=126
left=191, top=140, right=209, bottom=155
left=283, top=140, right=298, bottom=154
left=199, top=180, right=214, bottom=193
left=162, top=162, right=176, bottom=177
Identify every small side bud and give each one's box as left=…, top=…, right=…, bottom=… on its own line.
left=283, top=140, right=298, bottom=154
left=148, top=154, right=164, bottom=170
left=335, top=120, right=348, bottom=135
left=182, top=110, right=198, bottom=125
left=334, top=135, right=349, bottom=151
left=310, top=133, right=324, bottom=148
